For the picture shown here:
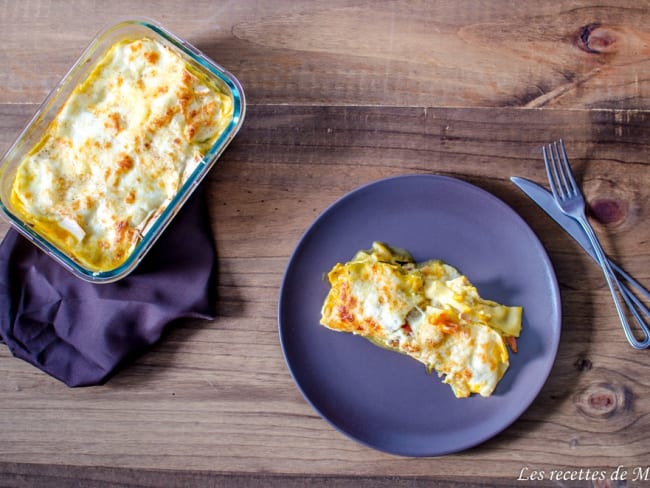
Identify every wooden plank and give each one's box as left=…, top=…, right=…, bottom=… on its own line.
left=0, top=462, right=530, bottom=488
left=0, top=104, right=648, bottom=482
left=2, top=0, right=650, bottom=109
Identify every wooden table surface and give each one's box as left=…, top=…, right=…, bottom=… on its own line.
left=1, top=1, right=649, bottom=486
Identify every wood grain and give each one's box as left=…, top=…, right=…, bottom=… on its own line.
left=2, top=0, right=650, bottom=109
left=1, top=104, right=649, bottom=486
left=1, top=0, right=649, bottom=486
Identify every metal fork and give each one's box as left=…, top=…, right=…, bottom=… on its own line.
left=543, top=140, right=650, bottom=349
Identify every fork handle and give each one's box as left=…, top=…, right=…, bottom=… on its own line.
left=610, top=261, right=650, bottom=326
left=619, top=280, right=650, bottom=320
left=611, top=261, right=650, bottom=302
left=579, top=218, right=650, bottom=349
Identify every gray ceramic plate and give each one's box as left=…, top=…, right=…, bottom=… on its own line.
left=278, top=174, right=561, bottom=456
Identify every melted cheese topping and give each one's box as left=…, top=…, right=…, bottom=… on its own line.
left=320, top=242, right=523, bottom=398
left=10, top=37, right=233, bottom=272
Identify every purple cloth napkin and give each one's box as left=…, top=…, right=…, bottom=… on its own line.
left=0, top=189, right=216, bottom=387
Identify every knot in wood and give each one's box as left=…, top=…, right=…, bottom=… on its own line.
left=576, top=383, right=631, bottom=419
left=577, top=23, right=617, bottom=54
left=589, top=198, right=626, bottom=225
left=573, top=356, right=593, bottom=371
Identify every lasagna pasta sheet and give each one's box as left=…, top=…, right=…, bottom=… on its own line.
left=320, top=242, right=523, bottom=398
left=10, top=37, right=233, bottom=272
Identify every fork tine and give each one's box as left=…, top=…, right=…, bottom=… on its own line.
left=551, top=141, right=570, bottom=198
left=557, top=139, right=578, bottom=196
left=543, top=143, right=562, bottom=200
left=542, top=146, right=553, bottom=195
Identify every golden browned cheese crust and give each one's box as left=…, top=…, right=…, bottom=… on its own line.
left=320, top=242, right=523, bottom=398
left=10, top=37, right=234, bottom=272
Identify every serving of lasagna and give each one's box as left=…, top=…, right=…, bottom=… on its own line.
left=320, top=242, right=523, bottom=398
left=9, top=36, right=234, bottom=272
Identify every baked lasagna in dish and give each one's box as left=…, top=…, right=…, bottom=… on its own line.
left=320, top=242, right=523, bottom=398
left=9, top=37, right=233, bottom=272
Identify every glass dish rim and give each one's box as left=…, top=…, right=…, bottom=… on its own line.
left=0, top=17, right=246, bottom=283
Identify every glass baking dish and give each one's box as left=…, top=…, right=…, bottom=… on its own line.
left=0, top=18, right=245, bottom=283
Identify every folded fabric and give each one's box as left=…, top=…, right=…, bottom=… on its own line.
left=0, top=189, right=216, bottom=387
